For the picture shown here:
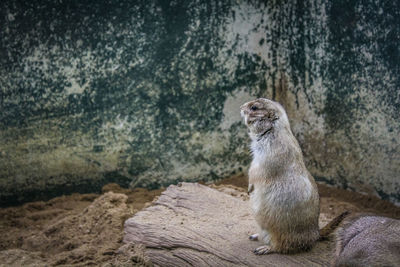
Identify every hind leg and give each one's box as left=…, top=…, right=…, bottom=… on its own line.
left=251, top=230, right=273, bottom=255
left=260, top=230, right=271, bottom=244
left=254, top=245, right=274, bottom=255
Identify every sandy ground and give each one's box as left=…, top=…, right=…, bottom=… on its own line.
left=0, top=175, right=399, bottom=266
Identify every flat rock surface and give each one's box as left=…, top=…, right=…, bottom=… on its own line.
left=124, top=183, right=335, bottom=266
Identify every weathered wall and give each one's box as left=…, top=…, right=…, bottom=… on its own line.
left=1, top=0, right=399, bottom=206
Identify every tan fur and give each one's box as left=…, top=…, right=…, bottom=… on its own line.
left=240, top=98, right=320, bottom=254
left=332, top=213, right=400, bottom=267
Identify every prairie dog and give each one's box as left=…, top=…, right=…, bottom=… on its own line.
left=333, top=214, right=400, bottom=267
left=240, top=98, right=320, bottom=255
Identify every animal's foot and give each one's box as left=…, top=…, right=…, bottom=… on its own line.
left=249, top=233, right=259, bottom=241
left=253, top=245, right=273, bottom=255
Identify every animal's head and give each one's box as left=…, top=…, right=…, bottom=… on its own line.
left=240, top=98, right=289, bottom=139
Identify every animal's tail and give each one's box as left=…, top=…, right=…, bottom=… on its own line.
left=319, top=211, right=351, bottom=240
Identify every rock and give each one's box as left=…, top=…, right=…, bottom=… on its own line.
left=123, top=183, right=334, bottom=266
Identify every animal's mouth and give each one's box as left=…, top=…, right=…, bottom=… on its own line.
left=242, top=116, right=259, bottom=127
left=240, top=110, right=251, bottom=125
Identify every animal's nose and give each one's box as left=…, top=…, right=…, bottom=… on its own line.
left=240, top=107, right=248, bottom=117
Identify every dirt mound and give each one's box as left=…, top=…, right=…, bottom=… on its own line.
left=0, top=184, right=160, bottom=266
left=0, top=249, right=46, bottom=267
left=103, top=243, right=153, bottom=267
left=21, top=192, right=129, bottom=265
left=0, top=193, right=98, bottom=252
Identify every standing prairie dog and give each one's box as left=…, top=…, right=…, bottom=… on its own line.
left=240, top=98, right=320, bottom=255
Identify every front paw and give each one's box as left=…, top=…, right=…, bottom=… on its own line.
left=249, top=233, right=259, bottom=241
left=253, top=245, right=273, bottom=255
left=248, top=183, right=254, bottom=195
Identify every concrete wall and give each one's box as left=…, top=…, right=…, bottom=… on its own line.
left=1, top=0, right=399, bottom=206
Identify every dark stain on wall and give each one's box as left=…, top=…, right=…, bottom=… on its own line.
left=324, top=0, right=400, bottom=131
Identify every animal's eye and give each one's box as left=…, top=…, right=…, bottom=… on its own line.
left=250, top=105, right=258, bottom=111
